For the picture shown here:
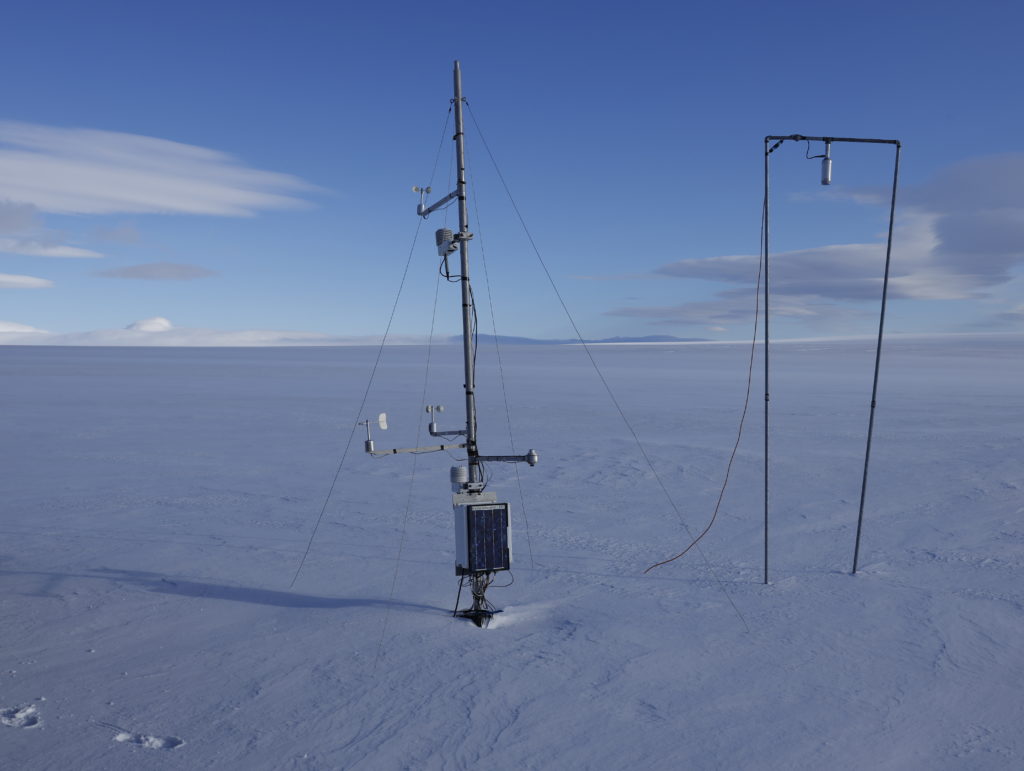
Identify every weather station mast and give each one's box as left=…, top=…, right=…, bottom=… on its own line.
left=361, top=61, right=538, bottom=627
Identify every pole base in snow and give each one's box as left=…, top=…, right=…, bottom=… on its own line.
left=455, top=608, right=500, bottom=628
left=452, top=572, right=501, bottom=627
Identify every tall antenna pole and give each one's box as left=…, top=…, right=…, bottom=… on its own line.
left=452, top=60, right=480, bottom=483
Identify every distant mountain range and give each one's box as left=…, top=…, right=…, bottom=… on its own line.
left=448, top=333, right=709, bottom=345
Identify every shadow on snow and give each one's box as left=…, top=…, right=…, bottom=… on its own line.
left=3, top=566, right=446, bottom=614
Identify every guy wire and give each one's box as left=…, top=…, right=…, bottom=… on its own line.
left=289, top=108, right=452, bottom=588
left=373, top=270, right=443, bottom=671
left=465, top=101, right=748, bottom=632
left=467, top=154, right=536, bottom=569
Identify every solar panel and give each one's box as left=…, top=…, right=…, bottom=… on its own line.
left=455, top=502, right=510, bottom=574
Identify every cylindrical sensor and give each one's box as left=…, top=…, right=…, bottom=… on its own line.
left=435, top=228, right=454, bottom=256
left=821, top=157, right=832, bottom=185
left=450, top=465, right=469, bottom=492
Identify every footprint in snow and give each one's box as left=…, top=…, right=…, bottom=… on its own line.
left=98, top=721, right=184, bottom=750
left=1, top=704, right=41, bottom=728
left=114, top=732, right=185, bottom=750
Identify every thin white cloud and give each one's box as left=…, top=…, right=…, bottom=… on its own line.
left=0, top=237, right=102, bottom=258
left=0, top=316, right=428, bottom=346
left=92, top=223, right=141, bottom=243
left=0, top=273, right=53, bottom=289
left=0, top=121, right=317, bottom=217
left=126, top=316, right=174, bottom=332
left=570, top=272, right=650, bottom=281
left=0, top=199, right=101, bottom=257
left=653, top=210, right=972, bottom=301
left=0, top=320, right=47, bottom=333
left=618, top=154, right=1024, bottom=330
left=609, top=293, right=867, bottom=330
left=0, top=200, right=39, bottom=232
left=994, top=305, right=1024, bottom=324
left=96, top=262, right=218, bottom=281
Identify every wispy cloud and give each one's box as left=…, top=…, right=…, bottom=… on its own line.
left=0, top=237, right=102, bottom=258
left=609, top=292, right=869, bottom=331
left=651, top=210, right=967, bottom=301
left=0, top=200, right=39, bottom=232
left=570, top=273, right=650, bottom=281
left=0, top=199, right=101, bottom=258
left=0, top=316, right=428, bottom=347
left=0, top=121, right=317, bottom=217
left=96, top=262, right=219, bottom=281
left=92, top=223, right=141, bottom=244
left=0, top=320, right=47, bottom=333
left=991, top=306, right=1024, bottom=326
left=0, top=273, right=53, bottom=289
left=611, top=153, right=1024, bottom=331
left=125, top=317, right=173, bottom=331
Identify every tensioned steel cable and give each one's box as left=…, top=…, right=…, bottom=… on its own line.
left=465, top=102, right=748, bottom=632
left=467, top=156, right=537, bottom=569
left=289, top=109, right=452, bottom=588
left=373, top=271, right=443, bottom=671
left=288, top=218, right=424, bottom=588
left=374, top=136, right=461, bottom=664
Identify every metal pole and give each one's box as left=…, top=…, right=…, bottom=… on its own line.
left=852, top=142, right=901, bottom=574
left=452, top=60, right=480, bottom=482
left=763, top=140, right=771, bottom=586
left=766, top=134, right=899, bottom=147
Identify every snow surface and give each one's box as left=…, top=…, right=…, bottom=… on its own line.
left=1, top=337, right=1022, bottom=769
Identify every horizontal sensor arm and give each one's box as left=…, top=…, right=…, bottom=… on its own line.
left=417, top=189, right=459, bottom=217
left=476, top=449, right=539, bottom=467
left=368, top=442, right=468, bottom=456
left=765, top=134, right=900, bottom=146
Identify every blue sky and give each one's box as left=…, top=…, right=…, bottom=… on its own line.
left=1, top=0, right=1022, bottom=344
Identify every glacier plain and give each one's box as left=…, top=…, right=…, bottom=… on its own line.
left=1, top=336, right=1022, bottom=769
